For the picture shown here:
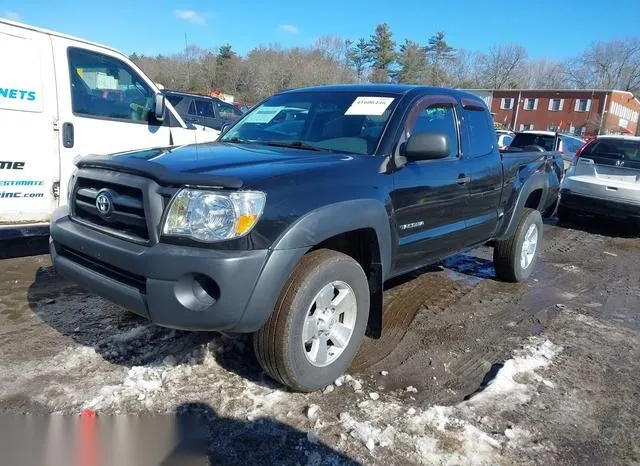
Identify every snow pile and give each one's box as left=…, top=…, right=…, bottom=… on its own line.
left=463, top=339, right=562, bottom=410
left=334, top=337, right=563, bottom=463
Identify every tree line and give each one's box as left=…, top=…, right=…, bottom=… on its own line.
left=130, top=24, right=640, bottom=104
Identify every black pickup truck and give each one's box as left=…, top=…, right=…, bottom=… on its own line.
left=50, top=85, right=563, bottom=391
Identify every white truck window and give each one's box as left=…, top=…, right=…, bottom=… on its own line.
left=67, top=47, right=155, bottom=123
left=0, top=33, right=43, bottom=113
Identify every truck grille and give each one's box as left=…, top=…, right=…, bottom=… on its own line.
left=72, top=177, right=149, bottom=242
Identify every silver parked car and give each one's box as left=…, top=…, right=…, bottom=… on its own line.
left=558, top=135, right=640, bottom=221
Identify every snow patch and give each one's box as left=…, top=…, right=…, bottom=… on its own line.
left=464, top=339, right=563, bottom=409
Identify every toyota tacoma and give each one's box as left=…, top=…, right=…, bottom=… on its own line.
left=50, top=85, right=563, bottom=391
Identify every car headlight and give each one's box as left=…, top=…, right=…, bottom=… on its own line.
left=163, top=189, right=266, bottom=242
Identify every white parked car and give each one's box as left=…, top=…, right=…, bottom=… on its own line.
left=558, top=135, right=640, bottom=222
left=0, top=19, right=220, bottom=238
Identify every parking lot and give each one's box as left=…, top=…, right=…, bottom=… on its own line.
left=1, top=217, right=639, bottom=465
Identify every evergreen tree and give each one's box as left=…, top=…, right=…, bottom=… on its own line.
left=396, top=40, right=427, bottom=83
left=346, top=38, right=369, bottom=80
left=366, top=23, right=396, bottom=82
left=217, top=44, right=236, bottom=65
left=424, top=32, right=456, bottom=86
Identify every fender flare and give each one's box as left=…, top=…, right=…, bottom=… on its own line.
left=236, top=199, right=392, bottom=334
left=496, top=171, right=549, bottom=241
left=272, top=199, right=392, bottom=279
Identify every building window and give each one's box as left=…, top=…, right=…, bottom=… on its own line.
left=574, top=99, right=591, bottom=112
left=548, top=98, right=564, bottom=111
left=519, top=123, right=534, bottom=131
left=500, top=98, right=514, bottom=110
left=524, top=98, right=538, bottom=110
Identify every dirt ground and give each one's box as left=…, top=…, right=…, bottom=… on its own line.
left=0, top=217, right=639, bottom=465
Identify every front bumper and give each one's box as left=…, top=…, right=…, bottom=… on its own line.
left=560, top=189, right=640, bottom=219
left=50, top=208, right=306, bottom=332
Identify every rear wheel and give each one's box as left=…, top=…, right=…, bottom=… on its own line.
left=253, top=249, right=370, bottom=392
left=493, top=208, right=543, bottom=282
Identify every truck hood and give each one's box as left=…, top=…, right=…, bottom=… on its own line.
left=76, top=142, right=359, bottom=188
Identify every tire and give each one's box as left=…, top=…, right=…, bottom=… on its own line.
left=493, top=208, right=543, bottom=283
left=253, top=249, right=370, bottom=392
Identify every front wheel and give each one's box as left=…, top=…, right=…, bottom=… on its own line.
left=253, top=249, right=370, bottom=392
left=493, top=208, right=543, bottom=282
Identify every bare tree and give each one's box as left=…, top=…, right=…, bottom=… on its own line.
left=522, top=58, right=567, bottom=89
left=445, top=48, right=481, bottom=88
left=566, top=38, right=640, bottom=92
left=131, top=24, right=640, bottom=106
left=476, top=44, right=527, bottom=89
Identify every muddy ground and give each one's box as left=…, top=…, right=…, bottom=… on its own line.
left=0, top=217, right=639, bottom=465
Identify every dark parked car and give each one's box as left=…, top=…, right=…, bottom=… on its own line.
left=162, top=90, right=243, bottom=130
left=50, top=84, right=563, bottom=392
left=507, top=130, right=585, bottom=170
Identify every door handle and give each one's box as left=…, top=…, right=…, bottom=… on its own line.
left=62, top=123, right=74, bottom=148
left=457, top=175, right=471, bottom=185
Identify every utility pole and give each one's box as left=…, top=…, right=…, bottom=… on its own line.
left=184, top=33, right=190, bottom=87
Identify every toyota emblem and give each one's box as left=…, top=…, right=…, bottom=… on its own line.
left=95, top=191, right=114, bottom=217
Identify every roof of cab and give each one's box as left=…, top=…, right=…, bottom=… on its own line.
left=279, top=84, right=487, bottom=101
left=0, top=18, right=121, bottom=55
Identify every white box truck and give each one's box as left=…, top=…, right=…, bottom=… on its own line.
left=0, top=18, right=221, bottom=238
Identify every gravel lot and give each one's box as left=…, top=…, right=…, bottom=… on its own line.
left=0, top=217, right=639, bottom=465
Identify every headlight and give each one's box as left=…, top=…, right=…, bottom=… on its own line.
left=163, top=189, right=266, bottom=242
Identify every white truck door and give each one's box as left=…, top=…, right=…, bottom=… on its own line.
left=50, top=38, right=174, bottom=202
left=0, top=24, right=59, bottom=226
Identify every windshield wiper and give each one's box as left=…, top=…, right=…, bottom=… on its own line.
left=261, top=140, right=329, bottom=152
left=223, top=137, right=252, bottom=144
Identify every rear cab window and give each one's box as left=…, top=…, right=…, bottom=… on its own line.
left=462, top=107, right=495, bottom=157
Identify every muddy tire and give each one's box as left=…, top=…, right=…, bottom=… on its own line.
left=493, top=208, right=543, bottom=283
left=253, top=249, right=370, bottom=392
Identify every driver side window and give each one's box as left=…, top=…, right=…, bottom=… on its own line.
left=68, top=47, right=155, bottom=123
left=408, top=104, right=459, bottom=159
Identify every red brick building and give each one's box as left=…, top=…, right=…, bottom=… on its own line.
left=462, top=89, right=640, bottom=137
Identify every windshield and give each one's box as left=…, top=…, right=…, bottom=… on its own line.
left=220, top=91, right=399, bottom=155
left=510, top=133, right=555, bottom=151
left=583, top=138, right=640, bottom=162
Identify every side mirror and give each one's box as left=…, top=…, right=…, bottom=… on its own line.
left=220, top=123, right=232, bottom=135
left=403, top=132, right=450, bottom=160
left=154, top=94, right=166, bottom=122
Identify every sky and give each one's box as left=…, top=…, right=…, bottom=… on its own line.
left=1, top=0, right=638, bottom=60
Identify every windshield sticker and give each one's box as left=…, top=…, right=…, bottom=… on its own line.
left=345, top=97, right=395, bottom=116
left=243, top=106, right=285, bottom=123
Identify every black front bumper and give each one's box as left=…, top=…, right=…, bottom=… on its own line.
left=50, top=208, right=306, bottom=332
left=560, top=189, right=640, bottom=219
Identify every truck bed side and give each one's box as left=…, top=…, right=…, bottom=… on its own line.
left=493, top=150, right=563, bottom=240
